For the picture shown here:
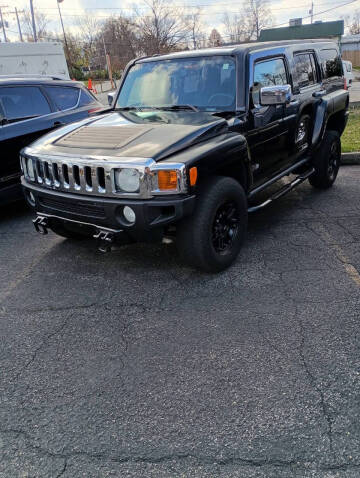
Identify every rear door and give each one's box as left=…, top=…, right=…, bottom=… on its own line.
left=0, top=85, right=55, bottom=185
left=283, top=50, right=322, bottom=162
left=43, top=85, right=103, bottom=125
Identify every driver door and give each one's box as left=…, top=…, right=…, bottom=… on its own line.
left=245, top=57, right=290, bottom=184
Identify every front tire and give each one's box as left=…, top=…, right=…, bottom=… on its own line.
left=176, top=177, right=248, bottom=272
left=309, top=130, right=341, bottom=189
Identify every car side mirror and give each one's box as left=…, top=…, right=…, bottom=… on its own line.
left=260, top=84, right=291, bottom=106
left=107, top=92, right=116, bottom=106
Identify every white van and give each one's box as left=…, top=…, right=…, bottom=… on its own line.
left=0, top=42, right=69, bottom=80
left=342, top=60, right=353, bottom=88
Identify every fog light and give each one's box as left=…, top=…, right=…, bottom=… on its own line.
left=123, top=206, right=136, bottom=224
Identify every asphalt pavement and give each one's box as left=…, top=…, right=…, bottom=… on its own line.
left=1, top=167, right=360, bottom=477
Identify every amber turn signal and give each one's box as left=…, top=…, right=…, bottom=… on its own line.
left=189, top=167, right=198, bottom=186
left=158, top=170, right=178, bottom=190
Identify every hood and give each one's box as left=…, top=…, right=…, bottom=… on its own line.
left=28, top=110, right=229, bottom=161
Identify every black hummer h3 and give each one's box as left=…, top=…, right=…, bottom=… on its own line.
left=21, top=40, right=349, bottom=272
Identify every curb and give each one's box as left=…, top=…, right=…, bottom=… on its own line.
left=341, top=152, right=360, bottom=165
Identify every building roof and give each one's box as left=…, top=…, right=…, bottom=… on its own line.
left=259, top=20, right=344, bottom=42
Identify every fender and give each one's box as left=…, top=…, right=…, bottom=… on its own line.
left=312, top=89, right=349, bottom=148
left=160, top=132, right=253, bottom=191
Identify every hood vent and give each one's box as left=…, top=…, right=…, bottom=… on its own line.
left=55, top=125, right=154, bottom=150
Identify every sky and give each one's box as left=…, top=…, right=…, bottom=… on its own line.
left=4, top=0, right=360, bottom=43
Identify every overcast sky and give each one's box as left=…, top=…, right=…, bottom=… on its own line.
left=5, top=0, right=358, bottom=43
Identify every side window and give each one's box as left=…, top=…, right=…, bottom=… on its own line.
left=44, top=86, right=80, bottom=110
left=0, top=86, right=51, bottom=122
left=252, top=58, right=287, bottom=105
left=294, top=53, right=317, bottom=88
left=78, top=88, right=96, bottom=107
left=320, top=49, right=343, bottom=79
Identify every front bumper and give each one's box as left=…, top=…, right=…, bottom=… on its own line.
left=22, top=178, right=195, bottom=243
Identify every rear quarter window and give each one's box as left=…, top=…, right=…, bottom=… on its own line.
left=320, top=49, right=343, bottom=79
left=44, top=86, right=80, bottom=110
left=78, top=88, right=96, bottom=107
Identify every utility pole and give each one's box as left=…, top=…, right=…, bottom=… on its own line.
left=30, top=0, right=37, bottom=41
left=15, top=7, right=23, bottom=42
left=57, top=0, right=70, bottom=57
left=310, top=1, right=314, bottom=23
left=0, top=5, right=8, bottom=42
left=102, top=35, right=115, bottom=89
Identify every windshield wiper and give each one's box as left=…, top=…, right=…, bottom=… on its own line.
left=114, top=106, right=161, bottom=111
left=160, top=104, right=199, bottom=112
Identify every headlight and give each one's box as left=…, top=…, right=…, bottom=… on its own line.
left=26, top=158, right=35, bottom=181
left=114, top=168, right=140, bottom=193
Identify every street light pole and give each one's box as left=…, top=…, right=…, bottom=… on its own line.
left=30, top=0, right=37, bottom=41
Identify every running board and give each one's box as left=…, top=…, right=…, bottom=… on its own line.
left=248, top=168, right=315, bottom=213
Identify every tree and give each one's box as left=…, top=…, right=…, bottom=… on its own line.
left=349, top=10, right=360, bottom=34
left=185, top=8, right=206, bottom=50
left=76, top=14, right=102, bottom=69
left=21, top=8, right=50, bottom=41
left=97, top=16, right=140, bottom=73
left=208, top=28, right=223, bottom=47
left=135, top=0, right=189, bottom=55
left=222, top=0, right=272, bottom=42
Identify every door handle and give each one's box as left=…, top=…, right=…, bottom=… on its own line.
left=313, top=90, right=326, bottom=98
left=53, top=121, right=65, bottom=127
left=289, top=99, right=300, bottom=106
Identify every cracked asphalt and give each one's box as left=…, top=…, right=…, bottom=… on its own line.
left=1, top=166, right=360, bottom=478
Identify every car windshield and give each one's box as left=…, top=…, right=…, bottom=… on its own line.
left=116, top=56, right=236, bottom=112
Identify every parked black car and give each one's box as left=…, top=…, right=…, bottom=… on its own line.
left=0, top=76, right=104, bottom=204
left=22, top=40, right=349, bottom=271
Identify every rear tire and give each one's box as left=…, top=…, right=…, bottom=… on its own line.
left=176, top=177, right=248, bottom=272
left=309, top=130, right=341, bottom=189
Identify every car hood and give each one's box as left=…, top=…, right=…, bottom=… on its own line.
left=28, top=110, right=229, bottom=161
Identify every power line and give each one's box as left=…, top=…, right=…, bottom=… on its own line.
left=270, top=0, right=359, bottom=27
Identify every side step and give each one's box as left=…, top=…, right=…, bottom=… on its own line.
left=248, top=168, right=315, bottom=213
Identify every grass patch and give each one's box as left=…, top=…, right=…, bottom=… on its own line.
left=342, top=108, right=360, bottom=153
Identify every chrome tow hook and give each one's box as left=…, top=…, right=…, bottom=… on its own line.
left=93, top=230, right=114, bottom=253
left=33, top=216, right=49, bottom=235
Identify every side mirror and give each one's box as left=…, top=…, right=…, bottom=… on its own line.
left=107, top=92, right=116, bottom=106
left=260, top=84, right=291, bottom=106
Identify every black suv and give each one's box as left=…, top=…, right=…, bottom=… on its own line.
left=22, top=40, right=349, bottom=272
left=0, top=76, right=104, bottom=204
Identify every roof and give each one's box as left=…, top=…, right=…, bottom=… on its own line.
left=136, top=39, right=337, bottom=63
left=0, top=76, right=82, bottom=87
left=259, top=20, right=344, bottom=42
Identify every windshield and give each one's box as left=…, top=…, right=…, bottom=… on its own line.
left=116, top=56, right=236, bottom=112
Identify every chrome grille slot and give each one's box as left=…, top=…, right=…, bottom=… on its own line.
left=73, top=165, right=81, bottom=190
left=52, top=163, right=60, bottom=187
left=97, top=167, right=106, bottom=192
left=62, top=164, right=69, bottom=187
left=36, top=160, right=44, bottom=183
left=85, top=166, right=92, bottom=190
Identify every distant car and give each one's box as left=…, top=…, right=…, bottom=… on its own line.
left=342, top=60, right=353, bottom=88
left=0, top=76, right=105, bottom=204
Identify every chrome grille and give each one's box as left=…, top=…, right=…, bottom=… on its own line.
left=31, top=157, right=111, bottom=195
left=21, top=151, right=188, bottom=199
